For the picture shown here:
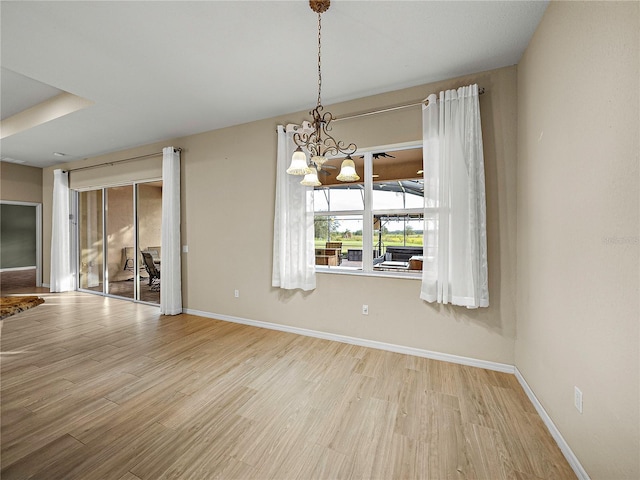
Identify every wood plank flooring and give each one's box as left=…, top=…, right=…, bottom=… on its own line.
left=0, top=289, right=576, bottom=479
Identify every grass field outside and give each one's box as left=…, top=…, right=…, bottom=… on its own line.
left=315, top=234, right=423, bottom=256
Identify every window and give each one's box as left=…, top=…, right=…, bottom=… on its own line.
left=313, top=144, right=424, bottom=276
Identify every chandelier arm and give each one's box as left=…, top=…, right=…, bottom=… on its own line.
left=292, top=131, right=321, bottom=157
left=318, top=128, right=357, bottom=157
left=292, top=131, right=304, bottom=147
left=293, top=126, right=356, bottom=158
left=319, top=110, right=358, bottom=156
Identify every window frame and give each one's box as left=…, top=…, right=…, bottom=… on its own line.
left=314, top=141, right=423, bottom=279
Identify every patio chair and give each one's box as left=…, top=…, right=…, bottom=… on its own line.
left=141, top=251, right=160, bottom=291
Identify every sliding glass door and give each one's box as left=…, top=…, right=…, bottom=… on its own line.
left=137, top=182, right=163, bottom=304
left=78, top=190, right=104, bottom=292
left=76, top=181, right=162, bottom=304
left=105, top=185, right=135, bottom=299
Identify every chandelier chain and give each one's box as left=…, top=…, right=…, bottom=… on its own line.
left=317, top=11, right=322, bottom=107
left=288, top=0, right=358, bottom=184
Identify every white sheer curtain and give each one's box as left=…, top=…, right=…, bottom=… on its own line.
left=160, top=147, right=182, bottom=315
left=421, top=84, right=489, bottom=308
left=50, top=169, right=74, bottom=292
left=272, top=125, right=316, bottom=291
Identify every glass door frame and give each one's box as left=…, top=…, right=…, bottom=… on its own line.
left=74, top=188, right=104, bottom=294
left=73, top=178, right=161, bottom=306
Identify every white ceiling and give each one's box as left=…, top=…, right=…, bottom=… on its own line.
left=0, top=1, right=548, bottom=169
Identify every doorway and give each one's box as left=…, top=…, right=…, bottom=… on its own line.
left=0, top=201, right=42, bottom=291
left=76, top=181, right=162, bottom=304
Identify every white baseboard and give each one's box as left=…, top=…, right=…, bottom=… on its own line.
left=0, top=266, right=36, bottom=272
left=515, top=368, right=590, bottom=480
left=42, top=283, right=50, bottom=288
left=183, top=308, right=514, bottom=374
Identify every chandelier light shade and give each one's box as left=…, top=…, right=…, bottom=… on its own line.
left=336, top=156, right=360, bottom=182
left=286, top=147, right=312, bottom=175
left=286, top=0, right=358, bottom=186
left=300, top=168, right=322, bottom=186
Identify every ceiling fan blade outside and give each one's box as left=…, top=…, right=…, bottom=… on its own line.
left=373, top=152, right=396, bottom=159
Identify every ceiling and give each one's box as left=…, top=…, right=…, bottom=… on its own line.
left=320, top=147, right=422, bottom=186
left=0, top=1, right=548, bottom=169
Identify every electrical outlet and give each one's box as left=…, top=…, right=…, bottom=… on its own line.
left=234, top=289, right=239, bottom=298
left=362, top=304, right=369, bottom=315
left=574, top=386, right=583, bottom=414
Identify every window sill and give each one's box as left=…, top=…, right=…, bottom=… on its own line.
left=315, top=266, right=422, bottom=281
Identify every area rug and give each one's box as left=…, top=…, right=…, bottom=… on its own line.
left=0, top=296, right=45, bottom=320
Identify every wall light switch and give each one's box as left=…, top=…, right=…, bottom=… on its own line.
left=362, top=304, right=369, bottom=315
left=182, top=245, right=189, bottom=253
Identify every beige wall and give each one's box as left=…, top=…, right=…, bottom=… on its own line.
left=41, top=66, right=518, bottom=365
left=0, top=161, right=42, bottom=203
left=69, top=155, right=162, bottom=190
left=179, top=65, right=518, bottom=364
left=516, top=2, right=639, bottom=479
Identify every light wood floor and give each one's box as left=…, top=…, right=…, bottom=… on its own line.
left=0, top=289, right=576, bottom=480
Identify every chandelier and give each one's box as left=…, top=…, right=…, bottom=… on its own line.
left=286, top=0, right=359, bottom=187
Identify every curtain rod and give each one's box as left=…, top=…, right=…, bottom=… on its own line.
left=334, top=87, right=485, bottom=123
left=64, top=148, right=181, bottom=173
